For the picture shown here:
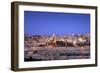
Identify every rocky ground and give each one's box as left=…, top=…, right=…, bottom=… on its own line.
left=24, top=46, right=90, bottom=61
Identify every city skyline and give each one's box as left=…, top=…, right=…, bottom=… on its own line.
left=24, top=11, right=90, bottom=35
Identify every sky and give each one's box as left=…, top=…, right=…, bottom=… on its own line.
left=24, top=11, right=90, bottom=35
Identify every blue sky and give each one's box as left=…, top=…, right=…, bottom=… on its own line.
left=24, top=11, right=90, bottom=35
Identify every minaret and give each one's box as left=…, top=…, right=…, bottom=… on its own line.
left=50, top=33, right=56, bottom=47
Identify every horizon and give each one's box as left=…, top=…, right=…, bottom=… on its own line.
left=24, top=33, right=90, bottom=36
